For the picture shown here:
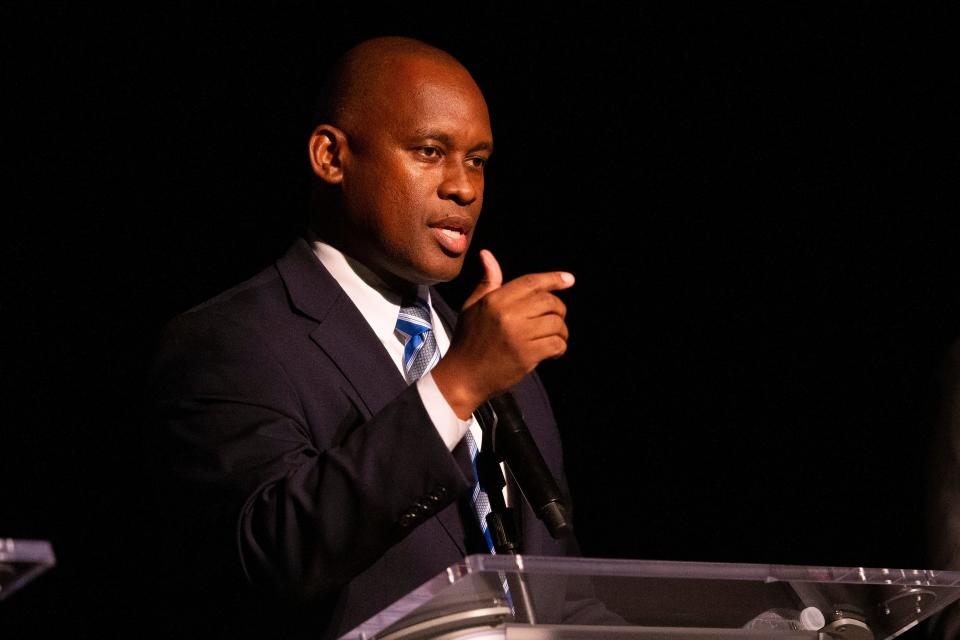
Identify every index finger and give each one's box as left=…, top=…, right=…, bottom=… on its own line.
left=503, top=271, right=576, bottom=296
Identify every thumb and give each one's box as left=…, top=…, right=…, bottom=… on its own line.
left=462, top=249, right=503, bottom=309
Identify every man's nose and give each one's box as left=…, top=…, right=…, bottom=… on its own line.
left=437, top=160, right=478, bottom=206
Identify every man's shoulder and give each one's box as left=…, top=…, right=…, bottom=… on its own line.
left=156, top=239, right=331, bottom=347
left=150, top=263, right=287, bottom=364
left=183, top=262, right=285, bottom=319
left=174, top=238, right=329, bottom=324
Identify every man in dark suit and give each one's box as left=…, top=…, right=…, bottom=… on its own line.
left=147, top=36, right=603, bottom=639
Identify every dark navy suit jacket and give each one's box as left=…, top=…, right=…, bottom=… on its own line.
left=147, top=238, right=603, bottom=639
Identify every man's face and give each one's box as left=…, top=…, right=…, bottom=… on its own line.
left=337, top=57, right=493, bottom=286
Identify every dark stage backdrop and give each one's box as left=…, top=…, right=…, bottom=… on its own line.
left=4, top=4, right=958, bottom=637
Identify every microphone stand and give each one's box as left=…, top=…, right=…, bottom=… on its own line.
left=475, top=402, right=538, bottom=625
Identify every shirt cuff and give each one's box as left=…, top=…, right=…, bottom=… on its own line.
left=416, top=371, right=472, bottom=451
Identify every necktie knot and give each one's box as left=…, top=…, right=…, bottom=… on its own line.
left=396, top=299, right=439, bottom=383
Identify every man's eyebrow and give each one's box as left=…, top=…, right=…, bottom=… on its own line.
left=413, top=129, right=494, bottom=153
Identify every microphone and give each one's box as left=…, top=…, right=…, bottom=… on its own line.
left=485, top=392, right=572, bottom=539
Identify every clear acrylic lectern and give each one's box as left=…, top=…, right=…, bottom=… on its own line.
left=340, top=554, right=960, bottom=639
left=0, top=538, right=56, bottom=601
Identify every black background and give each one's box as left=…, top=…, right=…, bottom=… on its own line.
left=3, top=3, right=959, bottom=637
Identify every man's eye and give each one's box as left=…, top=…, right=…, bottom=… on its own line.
left=468, top=157, right=486, bottom=169
left=418, top=147, right=440, bottom=158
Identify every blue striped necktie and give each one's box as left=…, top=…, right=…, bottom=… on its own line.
left=395, top=299, right=498, bottom=554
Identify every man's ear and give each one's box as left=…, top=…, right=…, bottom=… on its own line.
left=309, top=124, right=347, bottom=185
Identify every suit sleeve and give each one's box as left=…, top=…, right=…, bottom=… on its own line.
left=148, top=308, right=473, bottom=603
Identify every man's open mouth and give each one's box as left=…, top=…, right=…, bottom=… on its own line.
left=428, top=217, right=472, bottom=254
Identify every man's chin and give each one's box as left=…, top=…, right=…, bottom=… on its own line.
left=411, top=255, right=466, bottom=286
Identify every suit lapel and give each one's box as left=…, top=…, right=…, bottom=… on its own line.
left=276, top=239, right=406, bottom=417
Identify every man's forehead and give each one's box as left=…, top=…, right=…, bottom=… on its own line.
left=362, top=57, right=491, bottom=134
left=394, top=85, right=491, bottom=140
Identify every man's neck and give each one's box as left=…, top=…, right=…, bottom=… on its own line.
left=306, top=229, right=420, bottom=299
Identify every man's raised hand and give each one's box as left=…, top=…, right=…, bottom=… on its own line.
left=431, top=250, right=574, bottom=419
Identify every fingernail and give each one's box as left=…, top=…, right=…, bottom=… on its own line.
left=560, top=272, right=575, bottom=284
